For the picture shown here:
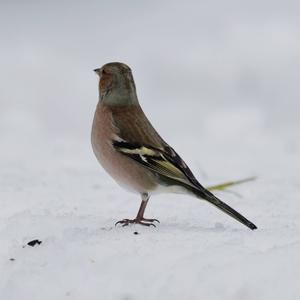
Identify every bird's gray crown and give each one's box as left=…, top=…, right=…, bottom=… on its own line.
left=94, top=62, right=138, bottom=106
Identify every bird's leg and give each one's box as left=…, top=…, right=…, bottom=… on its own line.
left=115, top=193, right=160, bottom=227
left=136, top=193, right=160, bottom=224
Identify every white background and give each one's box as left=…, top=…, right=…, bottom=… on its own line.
left=1, top=1, right=300, bottom=299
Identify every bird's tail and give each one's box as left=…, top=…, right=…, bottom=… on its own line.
left=192, top=187, right=257, bottom=230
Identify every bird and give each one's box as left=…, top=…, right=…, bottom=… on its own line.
left=91, top=62, right=257, bottom=230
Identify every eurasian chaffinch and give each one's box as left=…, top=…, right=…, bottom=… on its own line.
left=91, top=62, right=257, bottom=230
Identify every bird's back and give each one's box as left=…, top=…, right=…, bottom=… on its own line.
left=110, top=104, right=166, bottom=148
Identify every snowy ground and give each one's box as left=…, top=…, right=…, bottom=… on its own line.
left=1, top=117, right=300, bottom=300
left=1, top=1, right=300, bottom=299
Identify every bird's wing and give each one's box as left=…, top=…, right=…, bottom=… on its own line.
left=113, top=139, right=257, bottom=230
left=112, top=139, right=204, bottom=190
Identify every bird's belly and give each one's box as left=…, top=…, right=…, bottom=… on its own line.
left=91, top=110, right=157, bottom=194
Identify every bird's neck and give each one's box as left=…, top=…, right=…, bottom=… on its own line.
left=100, top=88, right=139, bottom=106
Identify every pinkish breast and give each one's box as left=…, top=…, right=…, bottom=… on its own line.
left=91, top=103, right=157, bottom=194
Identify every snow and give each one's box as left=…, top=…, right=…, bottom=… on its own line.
left=1, top=1, right=300, bottom=299
left=1, top=121, right=300, bottom=300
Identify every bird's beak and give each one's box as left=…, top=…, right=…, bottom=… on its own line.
left=94, top=68, right=101, bottom=75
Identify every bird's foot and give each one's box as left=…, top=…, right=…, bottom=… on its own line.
left=115, top=218, right=160, bottom=227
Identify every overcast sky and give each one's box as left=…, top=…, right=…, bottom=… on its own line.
left=1, top=1, right=299, bottom=140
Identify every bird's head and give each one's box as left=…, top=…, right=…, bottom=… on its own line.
left=94, top=62, right=138, bottom=106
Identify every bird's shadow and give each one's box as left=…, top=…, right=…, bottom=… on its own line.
left=110, top=220, right=243, bottom=234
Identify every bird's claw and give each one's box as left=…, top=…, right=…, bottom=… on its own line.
left=115, top=218, right=159, bottom=227
left=142, top=218, right=160, bottom=223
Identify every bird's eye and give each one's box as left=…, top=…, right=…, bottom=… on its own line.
left=102, top=68, right=112, bottom=76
